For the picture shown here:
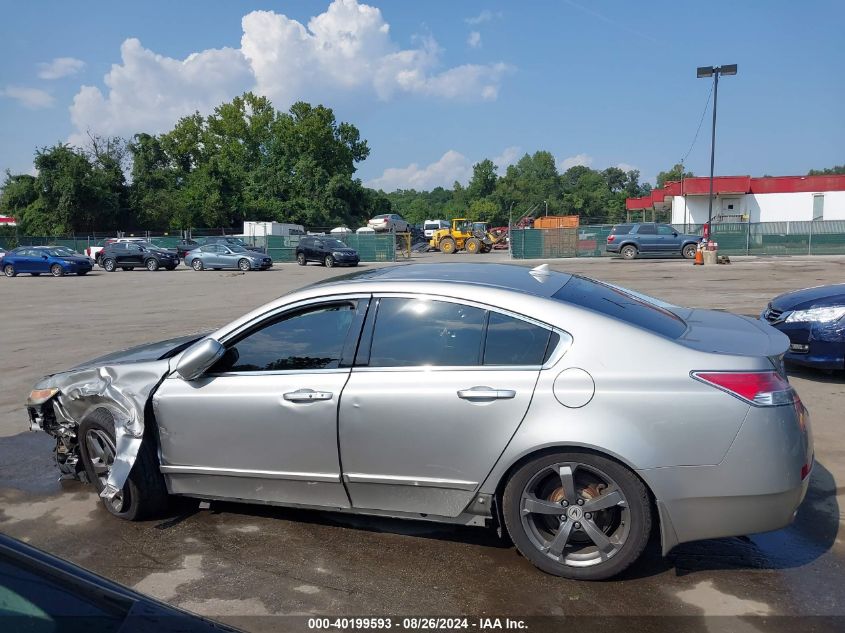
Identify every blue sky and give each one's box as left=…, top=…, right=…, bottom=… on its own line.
left=1, top=0, right=843, bottom=190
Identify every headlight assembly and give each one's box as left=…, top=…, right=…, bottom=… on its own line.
left=784, top=306, right=845, bottom=323
left=28, top=387, right=59, bottom=405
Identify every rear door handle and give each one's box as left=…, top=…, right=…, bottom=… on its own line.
left=283, top=389, right=333, bottom=403
left=457, top=387, right=517, bottom=401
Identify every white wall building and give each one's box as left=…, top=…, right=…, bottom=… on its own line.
left=626, top=175, right=845, bottom=225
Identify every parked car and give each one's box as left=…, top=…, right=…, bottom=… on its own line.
left=2, top=245, right=93, bottom=277
left=175, top=238, right=201, bottom=258
left=761, top=283, right=845, bottom=370
left=184, top=243, right=273, bottom=271
left=100, top=242, right=180, bottom=272
left=87, top=237, right=149, bottom=265
left=367, top=213, right=409, bottom=233
left=356, top=226, right=376, bottom=234
left=423, top=219, right=449, bottom=238
left=606, top=223, right=703, bottom=260
left=26, top=263, right=811, bottom=580
left=0, top=246, right=6, bottom=264
left=0, top=533, right=239, bottom=632
left=295, top=236, right=359, bottom=267
left=203, top=235, right=265, bottom=254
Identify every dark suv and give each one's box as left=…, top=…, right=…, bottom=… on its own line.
left=100, top=242, right=180, bottom=272
left=606, top=223, right=702, bottom=260
left=296, top=236, right=359, bottom=267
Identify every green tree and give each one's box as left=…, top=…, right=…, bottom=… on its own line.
left=808, top=164, right=845, bottom=175
left=656, top=163, right=693, bottom=188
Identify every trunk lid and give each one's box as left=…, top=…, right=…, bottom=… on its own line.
left=671, top=308, right=790, bottom=358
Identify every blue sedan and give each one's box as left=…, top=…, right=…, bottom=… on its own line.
left=762, top=283, right=845, bottom=370
left=2, top=246, right=93, bottom=277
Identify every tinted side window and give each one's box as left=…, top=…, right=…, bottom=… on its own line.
left=369, top=298, right=485, bottom=367
left=216, top=302, right=357, bottom=372
left=484, top=312, right=552, bottom=366
left=610, top=224, right=634, bottom=235
left=636, top=224, right=656, bottom=235
left=657, top=225, right=675, bottom=235
left=553, top=276, right=687, bottom=339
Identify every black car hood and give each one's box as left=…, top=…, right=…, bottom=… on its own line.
left=71, top=333, right=209, bottom=369
left=770, top=283, right=845, bottom=311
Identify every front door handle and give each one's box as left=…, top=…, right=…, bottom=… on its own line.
left=457, top=386, right=517, bottom=401
left=283, top=389, right=333, bottom=403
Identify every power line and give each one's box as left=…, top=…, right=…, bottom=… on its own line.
left=680, top=82, right=714, bottom=166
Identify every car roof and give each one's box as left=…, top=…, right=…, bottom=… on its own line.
left=312, top=263, right=572, bottom=299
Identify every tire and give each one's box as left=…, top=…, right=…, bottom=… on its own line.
left=3, top=265, right=15, bottom=277
left=238, top=258, right=251, bottom=272
left=682, top=243, right=698, bottom=260
left=165, top=266, right=176, bottom=271
left=145, top=258, right=159, bottom=271
left=191, top=259, right=204, bottom=271
left=502, top=450, right=651, bottom=580
left=439, top=237, right=457, bottom=254
left=297, top=252, right=307, bottom=266
left=78, top=409, right=170, bottom=521
left=103, top=258, right=117, bottom=272
left=324, top=255, right=335, bottom=268
left=620, top=245, right=638, bottom=260
left=50, top=264, right=64, bottom=277
left=465, top=238, right=482, bottom=254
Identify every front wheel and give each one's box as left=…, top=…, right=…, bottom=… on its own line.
left=4, top=264, right=16, bottom=277
left=50, top=264, right=65, bottom=277
left=324, top=255, right=335, bottom=268
left=145, top=258, right=159, bottom=271
left=503, top=451, right=651, bottom=580
left=238, top=258, right=251, bottom=272
left=620, top=245, right=638, bottom=260
left=78, top=409, right=170, bottom=521
left=297, top=253, right=307, bottom=266
left=103, top=258, right=117, bottom=272
left=682, top=243, right=698, bottom=260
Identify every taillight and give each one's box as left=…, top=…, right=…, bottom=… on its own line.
left=607, top=235, right=615, bottom=242
left=692, top=371, right=795, bottom=406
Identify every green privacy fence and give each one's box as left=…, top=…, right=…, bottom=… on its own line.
left=265, top=233, right=396, bottom=263
left=510, top=220, right=845, bottom=259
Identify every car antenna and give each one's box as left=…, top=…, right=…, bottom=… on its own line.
left=529, top=263, right=551, bottom=282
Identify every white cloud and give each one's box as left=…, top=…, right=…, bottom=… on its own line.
left=616, top=162, right=637, bottom=172
left=557, top=153, right=593, bottom=171
left=467, top=31, right=482, bottom=48
left=38, top=57, right=85, bottom=80
left=68, top=0, right=511, bottom=141
left=465, top=10, right=501, bottom=25
left=366, top=150, right=472, bottom=191
left=0, top=85, right=54, bottom=109
left=493, top=146, right=522, bottom=173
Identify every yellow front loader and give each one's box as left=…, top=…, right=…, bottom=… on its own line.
left=429, top=218, right=502, bottom=254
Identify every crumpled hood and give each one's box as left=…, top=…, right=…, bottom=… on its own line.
left=770, top=283, right=845, bottom=312
left=71, top=333, right=208, bottom=370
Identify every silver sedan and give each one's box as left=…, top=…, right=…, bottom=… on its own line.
left=26, top=263, right=812, bottom=580
left=184, top=244, right=273, bottom=271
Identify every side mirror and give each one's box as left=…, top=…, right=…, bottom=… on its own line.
left=672, top=232, right=678, bottom=237
left=42, top=255, right=49, bottom=259
left=175, top=338, right=225, bottom=381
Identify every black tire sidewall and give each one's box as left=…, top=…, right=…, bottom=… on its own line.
left=621, top=246, right=637, bottom=260
left=239, top=259, right=250, bottom=271
left=104, top=259, right=116, bottom=272
left=297, top=253, right=307, bottom=265
left=503, top=451, right=651, bottom=580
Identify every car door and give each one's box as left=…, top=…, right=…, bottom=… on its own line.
left=15, top=249, right=37, bottom=273
left=656, top=224, right=678, bottom=252
left=338, top=296, right=551, bottom=517
left=124, top=243, right=144, bottom=266
left=153, top=297, right=370, bottom=508
left=217, top=246, right=235, bottom=268
left=635, top=224, right=658, bottom=252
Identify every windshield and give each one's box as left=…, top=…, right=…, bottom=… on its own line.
left=553, top=276, right=687, bottom=339
left=46, top=247, right=76, bottom=256
left=229, top=245, right=249, bottom=253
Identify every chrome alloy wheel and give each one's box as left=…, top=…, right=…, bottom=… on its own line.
left=519, top=462, right=629, bottom=568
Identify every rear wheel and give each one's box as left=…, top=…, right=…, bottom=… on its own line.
left=465, top=237, right=482, bottom=254
left=439, top=237, right=457, bottom=254
left=50, top=264, right=64, bottom=277
left=78, top=409, right=170, bottom=521
left=191, top=259, right=204, bottom=271
left=324, top=255, right=335, bottom=268
left=682, top=243, right=697, bottom=260
left=238, top=258, right=251, bottom=272
left=4, top=265, right=16, bottom=277
left=103, top=258, right=117, bottom=272
left=620, top=245, right=638, bottom=260
left=503, top=451, right=651, bottom=580
left=297, top=253, right=307, bottom=266
left=145, top=258, right=159, bottom=271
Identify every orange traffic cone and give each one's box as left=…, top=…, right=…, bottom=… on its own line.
left=693, top=245, right=704, bottom=266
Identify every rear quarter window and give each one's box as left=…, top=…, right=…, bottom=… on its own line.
left=553, top=276, right=687, bottom=339
left=610, top=224, right=634, bottom=235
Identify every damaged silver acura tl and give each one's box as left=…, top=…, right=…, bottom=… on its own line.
left=27, top=263, right=813, bottom=580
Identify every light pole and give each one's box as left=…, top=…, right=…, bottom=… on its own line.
left=696, top=64, right=737, bottom=236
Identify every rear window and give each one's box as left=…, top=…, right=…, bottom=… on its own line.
left=553, top=276, right=687, bottom=339
left=610, top=224, right=633, bottom=235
